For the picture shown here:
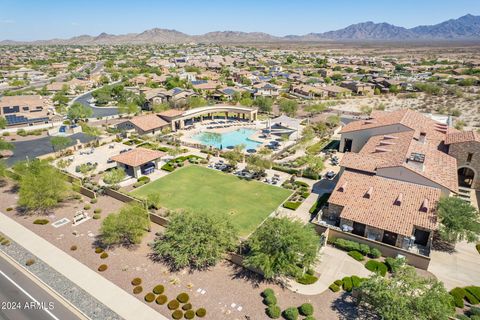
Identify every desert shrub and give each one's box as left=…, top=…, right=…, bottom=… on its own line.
left=296, top=273, right=318, bottom=285
left=184, top=310, right=195, bottom=319
left=95, top=247, right=104, bottom=254
left=168, top=299, right=180, bottom=310
left=263, top=294, right=277, bottom=306
left=100, top=252, right=108, bottom=259
left=177, top=293, right=189, bottom=303
left=70, top=245, right=77, bottom=251
left=329, top=283, right=341, bottom=292
left=262, top=288, right=275, bottom=298
left=283, top=307, right=299, bottom=320
left=133, top=286, right=143, bottom=294
left=196, top=308, right=206, bottom=317
left=365, top=260, right=387, bottom=276
left=131, top=277, right=142, bottom=285
left=94, top=208, right=102, bottom=214
left=144, top=293, right=155, bottom=303
left=348, top=250, right=364, bottom=261
left=25, top=259, right=35, bottom=266
left=476, top=244, right=480, bottom=254
left=172, top=310, right=183, bottom=319
left=90, top=198, right=98, bottom=204
left=266, top=304, right=281, bottom=318
left=153, top=284, right=164, bottom=294
left=84, top=204, right=91, bottom=210
left=369, top=248, right=382, bottom=258
left=358, top=244, right=370, bottom=256
left=450, top=287, right=466, bottom=308
left=33, top=219, right=49, bottom=225
left=97, top=264, right=108, bottom=272
left=182, top=303, right=192, bottom=310
left=1, top=239, right=10, bottom=246
left=342, top=276, right=353, bottom=292
left=155, top=295, right=168, bottom=305
left=93, top=214, right=101, bottom=220
left=466, top=287, right=480, bottom=301
left=6, top=207, right=13, bottom=211
left=299, top=303, right=314, bottom=316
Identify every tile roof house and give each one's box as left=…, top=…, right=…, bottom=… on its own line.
left=110, top=148, right=165, bottom=178
left=116, top=114, right=169, bottom=135
left=445, top=130, right=480, bottom=190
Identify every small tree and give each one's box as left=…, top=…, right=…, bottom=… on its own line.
left=100, top=203, right=150, bottom=246
left=67, top=102, right=93, bottom=122
left=437, top=197, right=480, bottom=243
left=0, top=116, right=6, bottom=129
left=50, top=136, right=72, bottom=153
left=254, top=96, right=273, bottom=113
left=244, top=217, right=320, bottom=279
left=153, top=210, right=238, bottom=270
left=279, top=99, right=298, bottom=117
left=223, top=145, right=244, bottom=168
left=103, top=168, right=126, bottom=187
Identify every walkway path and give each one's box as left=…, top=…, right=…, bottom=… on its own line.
left=0, top=212, right=168, bottom=320
left=285, top=246, right=372, bottom=295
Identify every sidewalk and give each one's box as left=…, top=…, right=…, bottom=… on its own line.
left=0, top=212, right=167, bottom=320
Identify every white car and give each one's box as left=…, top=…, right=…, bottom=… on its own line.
left=325, top=171, right=336, bottom=179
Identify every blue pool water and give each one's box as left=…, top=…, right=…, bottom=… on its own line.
left=192, top=128, right=262, bottom=150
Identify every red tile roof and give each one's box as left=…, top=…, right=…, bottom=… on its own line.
left=129, top=114, right=168, bottom=132
left=445, top=130, right=480, bottom=145
left=111, top=148, right=165, bottom=167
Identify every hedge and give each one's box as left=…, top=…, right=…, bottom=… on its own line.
left=358, top=244, right=370, bottom=256
left=196, top=308, right=207, bottom=317
left=348, top=251, right=365, bottom=261
left=296, top=273, right=318, bottom=285
left=294, top=181, right=309, bottom=188
left=283, top=307, right=299, bottom=320
left=365, top=260, right=388, bottom=276
left=272, top=165, right=298, bottom=175
left=466, top=287, right=480, bottom=301
left=177, top=293, right=189, bottom=303
left=299, top=303, right=313, bottom=316
left=450, top=287, right=466, bottom=308
left=342, top=277, right=353, bottom=292
left=144, top=293, right=155, bottom=303
left=334, top=238, right=361, bottom=252
left=309, top=193, right=331, bottom=214
left=168, top=299, right=180, bottom=310
left=266, top=305, right=281, bottom=318
left=263, top=294, right=277, bottom=306
left=155, top=295, right=168, bottom=305
left=329, top=283, right=341, bottom=292
left=465, top=291, right=480, bottom=305
left=33, top=219, right=49, bottom=225
left=161, top=163, right=175, bottom=172
left=283, top=201, right=302, bottom=210
left=153, top=285, right=164, bottom=294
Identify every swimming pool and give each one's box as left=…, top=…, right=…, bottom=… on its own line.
left=192, top=128, right=262, bottom=150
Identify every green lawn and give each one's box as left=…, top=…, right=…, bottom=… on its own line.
left=131, top=165, right=292, bottom=237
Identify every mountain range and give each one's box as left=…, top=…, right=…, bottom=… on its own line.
left=2, top=14, right=480, bottom=45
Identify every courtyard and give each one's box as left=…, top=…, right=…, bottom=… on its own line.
left=131, top=165, right=292, bottom=237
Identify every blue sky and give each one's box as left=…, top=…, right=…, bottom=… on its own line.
left=1, top=0, right=479, bottom=40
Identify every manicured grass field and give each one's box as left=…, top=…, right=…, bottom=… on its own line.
left=131, top=165, right=292, bottom=237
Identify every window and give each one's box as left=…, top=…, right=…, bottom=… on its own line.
left=467, top=152, right=474, bottom=163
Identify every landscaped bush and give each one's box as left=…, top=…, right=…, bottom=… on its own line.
left=161, top=163, right=175, bottom=172
left=342, top=276, right=353, bottom=292
left=334, top=279, right=343, bottom=286
left=358, top=244, right=370, bottom=256
left=144, top=293, right=155, bottom=303
left=182, top=303, right=192, bottom=310
left=266, top=304, right=281, bottom=318
left=283, top=307, right=299, bottom=320
left=263, top=294, right=277, bottom=306
left=304, top=317, right=316, bottom=320
left=168, top=299, right=180, bottom=310
left=296, top=273, right=318, bottom=285
left=294, top=181, right=309, bottom=188
left=351, top=275, right=364, bottom=288
left=476, top=244, right=480, bottom=254
left=385, top=257, right=404, bottom=273
left=299, top=303, right=314, bottom=316
left=84, top=204, right=91, bottom=210
left=184, top=310, right=195, bottom=319
left=33, top=219, right=49, bottom=225
left=131, top=277, right=142, bottom=286
left=1, top=239, right=10, bottom=246
left=100, top=252, right=108, bottom=259
left=465, top=291, right=480, bottom=305
left=334, top=238, right=360, bottom=252
left=466, top=287, right=480, bottom=301
left=90, top=198, right=98, bottom=204
left=70, top=245, right=77, bottom=251
left=450, top=287, right=466, bottom=308
left=94, top=208, right=102, bottom=214
left=365, top=260, right=387, bottom=276
left=155, top=295, right=168, bottom=305
left=6, top=207, right=13, bottom=211
left=369, top=248, right=382, bottom=258
left=329, top=283, right=341, bottom=292
left=348, top=250, right=365, bottom=261
left=262, top=288, right=275, bottom=298
left=95, top=247, right=104, bottom=254
left=283, top=201, right=301, bottom=210
left=25, top=259, right=35, bottom=266
left=196, top=308, right=207, bottom=317
left=172, top=310, right=183, bottom=319
left=93, top=214, right=101, bottom=220
left=97, top=264, right=108, bottom=272
left=177, top=293, right=189, bottom=303
left=137, top=176, right=150, bottom=183
left=133, top=286, right=143, bottom=294
left=153, top=284, right=164, bottom=294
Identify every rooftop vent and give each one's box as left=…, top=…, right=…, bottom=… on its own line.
left=420, top=199, right=429, bottom=212
left=394, top=193, right=403, bottom=206
left=364, top=186, right=373, bottom=199
left=383, top=135, right=398, bottom=140
left=379, top=140, right=396, bottom=146
left=338, top=182, right=348, bottom=192
left=419, top=132, right=427, bottom=144
left=375, top=146, right=391, bottom=153
left=408, top=152, right=425, bottom=163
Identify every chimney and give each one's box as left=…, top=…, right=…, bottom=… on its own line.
left=364, top=186, right=373, bottom=199
left=420, top=199, right=429, bottom=212
left=394, top=193, right=403, bottom=206
left=419, top=132, right=427, bottom=144
left=338, top=182, right=348, bottom=192
left=375, top=146, right=391, bottom=153
left=383, top=135, right=398, bottom=140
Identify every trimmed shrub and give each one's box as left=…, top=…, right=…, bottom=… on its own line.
left=6, top=207, right=13, bottom=211
left=25, top=259, right=35, bottom=266
left=465, top=291, right=480, bottom=305
left=262, top=288, right=275, bottom=298
left=476, top=243, right=480, bottom=254
left=94, top=208, right=102, bottom=214
left=155, top=295, right=168, bottom=305
left=100, top=252, right=108, bottom=259
left=177, top=293, right=189, bottom=303
left=153, top=284, right=164, bottom=294
left=455, top=315, right=470, bottom=320
left=131, top=277, right=142, bottom=286
left=466, top=287, right=480, bottom=301
left=369, top=248, right=382, bottom=259
left=33, top=219, right=49, bottom=225
left=184, top=310, right=195, bottom=319
left=450, top=287, right=466, bottom=308
left=283, top=201, right=301, bottom=210
left=299, top=303, right=314, bottom=316
left=172, top=310, right=183, bottom=319
left=182, top=303, right=192, bottom=310
left=283, top=307, right=299, bottom=320
left=263, top=294, right=277, bottom=306
left=304, top=317, right=316, bottom=320
left=351, top=275, right=362, bottom=288
left=266, top=305, right=281, bottom=318
left=358, top=244, right=370, bottom=256
left=161, top=163, right=175, bottom=172
left=365, top=260, right=387, bottom=276
left=334, top=238, right=361, bottom=252
left=342, top=276, right=353, bottom=292
left=348, top=251, right=365, bottom=261
left=70, top=245, right=77, bottom=251
left=144, top=293, right=155, bottom=303
left=133, top=286, right=143, bottom=294
left=95, top=247, right=104, bottom=254
left=1, top=239, right=10, bottom=246
left=329, top=283, right=341, bottom=292
left=196, top=308, right=207, bottom=318
left=93, top=214, right=101, bottom=220
left=296, top=273, right=318, bottom=285
left=84, top=205, right=91, bottom=210
left=97, top=264, right=108, bottom=272
left=334, top=279, right=343, bottom=286
left=168, top=300, right=180, bottom=310
left=90, top=198, right=98, bottom=204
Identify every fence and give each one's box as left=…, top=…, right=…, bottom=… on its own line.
left=313, top=223, right=431, bottom=270
left=103, top=188, right=142, bottom=204
left=149, top=213, right=169, bottom=227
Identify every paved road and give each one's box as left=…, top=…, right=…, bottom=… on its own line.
left=0, top=255, right=82, bottom=320
left=75, top=92, right=119, bottom=118
left=7, top=133, right=94, bottom=166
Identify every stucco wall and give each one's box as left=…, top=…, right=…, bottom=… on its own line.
left=449, top=141, right=480, bottom=190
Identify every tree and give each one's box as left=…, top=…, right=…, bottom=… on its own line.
left=304, top=154, right=324, bottom=176
left=100, top=203, right=150, bottom=246
left=223, top=145, right=244, bottom=168
left=103, top=168, right=126, bottom=187
left=239, top=97, right=253, bottom=107
left=437, top=197, right=480, bottom=243
left=118, top=102, right=140, bottom=115
left=152, top=102, right=170, bottom=112
left=358, top=265, right=454, bottom=320
left=360, top=105, right=373, bottom=116
left=50, top=136, right=72, bottom=153
left=0, top=116, right=6, bottom=129
left=254, top=96, right=273, bottom=113
left=153, top=210, right=238, bottom=270
left=279, top=99, right=298, bottom=117
left=186, top=96, right=207, bottom=109
left=244, top=217, right=320, bottom=279
left=246, top=154, right=271, bottom=173
left=17, top=160, right=69, bottom=212
left=67, top=102, right=93, bottom=122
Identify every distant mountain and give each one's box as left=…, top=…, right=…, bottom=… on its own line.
left=1, top=14, right=479, bottom=45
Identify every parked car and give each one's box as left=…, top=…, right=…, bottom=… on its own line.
left=325, top=171, right=336, bottom=179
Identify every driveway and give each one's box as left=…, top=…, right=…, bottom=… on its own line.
left=428, top=241, right=480, bottom=290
